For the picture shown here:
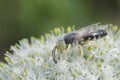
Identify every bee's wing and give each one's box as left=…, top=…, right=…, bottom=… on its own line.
left=75, top=23, right=100, bottom=36
left=77, top=23, right=100, bottom=31
left=83, top=22, right=101, bottom=29
left=76, top=23, right=108, bottom=34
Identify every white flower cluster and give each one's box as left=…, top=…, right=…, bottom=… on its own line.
left=0, top=24, right=120, bottom=80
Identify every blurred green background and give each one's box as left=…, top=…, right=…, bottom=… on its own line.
left=0, top=0, right=120, bottom=62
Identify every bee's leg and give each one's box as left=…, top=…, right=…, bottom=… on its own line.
left=52, top=47, right=58, bottom=64
left=66, top=44, right=71, bottom=50
left=58, top=49, right=61, bottom=60
left=66, top=44, right=71, bottom=61
left=78, top=45, right=84, bottom=58
left=87, top=41, right=100, bottom=49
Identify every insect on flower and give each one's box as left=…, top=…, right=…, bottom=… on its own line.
left=52, top=23, right=108, bottom=63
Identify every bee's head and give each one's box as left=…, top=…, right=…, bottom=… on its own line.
left=56, top=39, right=66, bottom=49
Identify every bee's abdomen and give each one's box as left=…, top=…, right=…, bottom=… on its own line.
left=83, top=29, right=107, bottom=41
left=92, top=29, right=107, bottom=39
left=97, top=29, right=107, bottom=37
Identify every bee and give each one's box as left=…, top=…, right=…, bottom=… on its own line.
left=52, top=23, right=108, bottom=63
